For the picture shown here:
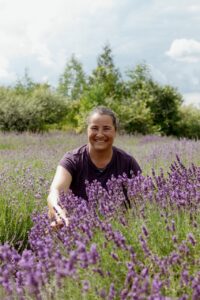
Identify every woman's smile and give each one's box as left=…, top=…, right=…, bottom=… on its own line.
left=87, top=113, right=116, bottom=153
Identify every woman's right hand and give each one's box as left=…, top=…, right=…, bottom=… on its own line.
left=47, top=191, right=69, bottom=229
left=47, top=166, right=72, bottom=230
left=48, top=204, right=69, bottom=229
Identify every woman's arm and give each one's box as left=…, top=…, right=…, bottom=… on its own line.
left=47, top=165, right=72, bottom=228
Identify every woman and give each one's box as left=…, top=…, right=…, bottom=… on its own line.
left=47, top=106, right=141, bottom=228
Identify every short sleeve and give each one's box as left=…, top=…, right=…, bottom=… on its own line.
left=59, top=152, right=77, bottom=177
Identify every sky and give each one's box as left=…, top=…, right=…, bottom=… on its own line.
left=0, top=0, right=200, bottom=106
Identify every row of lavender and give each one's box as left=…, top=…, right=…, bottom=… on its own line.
left=1, top=153, right=200, bottom=299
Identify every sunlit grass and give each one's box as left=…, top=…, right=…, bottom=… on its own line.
left=0, top=132, right=200, bottom=299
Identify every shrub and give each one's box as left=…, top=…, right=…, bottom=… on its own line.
left=0, top=86, right=68, bottom=132
left=116, top=92, right=159, bottom=135
left=176, top=105, right=200, bottom=139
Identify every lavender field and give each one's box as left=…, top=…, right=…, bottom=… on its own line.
left=0, top=132, right=200, bottom=300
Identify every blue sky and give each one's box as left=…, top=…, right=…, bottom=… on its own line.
left=0, top=0, right=200, bottom=106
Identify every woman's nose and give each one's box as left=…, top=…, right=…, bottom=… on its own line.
left=96, top=129, right=104, bottom=136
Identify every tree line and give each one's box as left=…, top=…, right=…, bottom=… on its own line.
left=0, top=44, right=200, bottom=138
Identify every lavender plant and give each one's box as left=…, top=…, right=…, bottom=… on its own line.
left=0, top=132, right=200, bottom=299
left=0, top=152, right=200, bottom=299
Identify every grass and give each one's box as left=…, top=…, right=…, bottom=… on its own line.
left=53, top=204, right=200, bottom=299
left=0, top=131, right=200, bottom=299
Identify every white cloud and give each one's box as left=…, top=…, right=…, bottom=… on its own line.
left=183, top=92, right=200, bottom=107
left=152, top=0, right=200, bottom=14
left=149, top=65, right=168, bottom=85
left=0, top=56, right=16, bottom=80
left=0, top=0, right=115, bottom=75
left=0, top=0, right=200, bottom=100
left=188, top=5, right=200, bottom=13
left=41, top=75, right=49, bottom=83
left=166, top=39, right=200, bottom=62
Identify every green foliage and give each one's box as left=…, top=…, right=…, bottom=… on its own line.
left=176, top=105, right=200, bottom=139
left=116, top=95, right=158, bottom=134
left=125, top=64, right=183, bottom=136
left=0, top=45, right=199, bottom=138
left=27, top=86, right=68, bottom=127
left=0, top=87, right=28, bottom=132
left=0, top=132, right=199, bottom=298
left=57, top=54, right=87, bottom=100
left=126, top=63, right=154, bottom=94
left=0, top=85, right=68, bottom=132
left=74, top=84, right=108, bottom=132
left=0, top=192, right=34, bottom=251
left=72, top=44, right=124, bottom=132
left=149, top=85, right=183, bottom=136
left=88, top=43, right=123, bottom=99
left=14, top=68, right=38, bottom=96
left=0, top=131, right=200, bottom=254
left=37, top=205, right=200, bottom=299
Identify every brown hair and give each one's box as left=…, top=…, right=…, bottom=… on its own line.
left=87, top=106, right=118, bottom=130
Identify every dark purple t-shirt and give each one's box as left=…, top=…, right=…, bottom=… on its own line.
left=59, top=144, right=141, bottom=200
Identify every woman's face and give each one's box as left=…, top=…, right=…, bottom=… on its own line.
left=87, top=113, right=116, bottom=152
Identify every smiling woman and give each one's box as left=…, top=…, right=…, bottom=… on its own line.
left=47, top=106, right=141, bottom=228
left=87, top=110, right=116, bottom=164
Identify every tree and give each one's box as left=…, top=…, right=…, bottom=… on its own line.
left=126, top=63, right=153, bottom=93
left=176, top=105, right=200, bottom=139
left=71, top=44, right=124, bottom=132
left=14, top=69, right=38, bottom=96
left=0, top=83, right=68, bottom=132
left=116, top=94, right=157, bottom=134
left=149, top=85, right=183, bottom=136
left=125, top=64, right=154, bottom=102
left=89, top=43, right=123, bottom=99
left=57, top=54, right=86, bottom=100
left=125, top=63, right=183, bottom=135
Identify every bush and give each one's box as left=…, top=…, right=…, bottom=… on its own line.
left=176, top=105, right=200, bottom=139
left=116, top=90, right=160, bottom=135
left=0, top=86, right=68, bottom=132
left=0, top=88, right=27, bottom=132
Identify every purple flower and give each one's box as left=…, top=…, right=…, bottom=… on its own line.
left=187, top=233, right=196, bottom=246
left=152, top=275, right=162, bottom=294
left=82, top=280, right=90, bottom=293
left=142, top=225, right=149, bottom=237
left=108, top=283, right=116, bottom=300
left=99, top=288, right=107, bottom=299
